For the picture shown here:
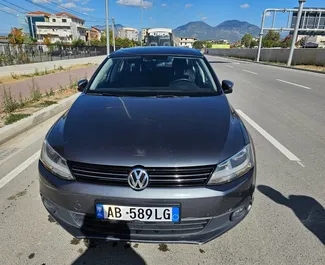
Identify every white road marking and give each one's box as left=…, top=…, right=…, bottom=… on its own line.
left=0, top=150, right=40, bottom=189
left=276, top=79, right=312, bottom=90
left=233, top=62, right=240, bottom=65
left=243, top=69, right=258, bottom=75
left=226, top=65, right=234, bottom=68
left=297, top=161, right=306, bottom=168
left=236, top=109, right=301, bottom=162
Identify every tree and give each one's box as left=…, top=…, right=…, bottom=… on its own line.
left=262, top=30, right=280, bottom=47
left=43, top=35, right=51, bottom=46
left=72, top=39, right=86, bottom=47
left=192, top=41, right=204, bottom=49
left=250, top=39, right=258, bottom=48
left=241, top=34, right=253, bottom=48
left=206, top=42, right=212, bottom=48
left=90, top=39, right=102, bottom=46
left=8, top=28, right=24, bottom=45
left=100, top=30, right=113, bottom=46
left=23, top=36, right=37, bottom=44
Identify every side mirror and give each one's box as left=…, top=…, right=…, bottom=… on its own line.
left=77, top=79, right=88, bottom=92
left=222, top=80, right=234, bottom=94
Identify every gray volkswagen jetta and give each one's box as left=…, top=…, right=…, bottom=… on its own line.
left=39, top=47, right=256, bottom=244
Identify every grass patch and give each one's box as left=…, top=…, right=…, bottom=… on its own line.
left=37, top=100, right=57, bottom=107
left=5, top=113, right=31, bottom=125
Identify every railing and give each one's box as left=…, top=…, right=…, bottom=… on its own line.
left=0, top=43, right=109, bottom=67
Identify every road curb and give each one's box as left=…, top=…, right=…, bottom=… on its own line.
left=206, top=54, right=325, bottom=75
left=0, top=93, right=80, bottom=145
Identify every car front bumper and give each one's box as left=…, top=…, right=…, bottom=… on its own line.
left=39, top=161, right=255, bottom=244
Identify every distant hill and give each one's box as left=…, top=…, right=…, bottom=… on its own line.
left=173, top=20, right=260, bottom=42
left=93, top=24, right=124, bottom=31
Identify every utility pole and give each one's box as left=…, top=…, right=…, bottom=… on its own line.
left=287, top=0, right=306, bottom=66
left=256, top=11, right=266, bottom=62
left=112, top=17, right=116, bottom=52
left=105, top=0, right=110, bottom=56
left=140, top=0, right=143, bottom=46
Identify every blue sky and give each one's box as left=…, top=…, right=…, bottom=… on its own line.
left=0, top=0, right=325, bottom=34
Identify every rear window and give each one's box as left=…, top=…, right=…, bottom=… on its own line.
left=88, top=56, right=218, bottom=95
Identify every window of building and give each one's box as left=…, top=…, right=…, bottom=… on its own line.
left=62, top=19, right=67, bottom=23
left=52, top=19, right=56, bottom=22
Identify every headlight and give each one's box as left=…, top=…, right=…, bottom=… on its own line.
left=208, top=144, right=254, bottom=185
left=40, top=140, right=74, bottom=180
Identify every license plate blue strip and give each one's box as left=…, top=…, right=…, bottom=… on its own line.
left=96, top=204, right=104, bottom=219
left=172, top=207, right=180, bottom=222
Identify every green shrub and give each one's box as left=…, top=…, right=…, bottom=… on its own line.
left=2, top=87, right=19, bottom=113
left=29, top=78, right=42, bottom=102
left=5, top=113, right=31, bottom=125
left=38, top=100, right=57, bottom=107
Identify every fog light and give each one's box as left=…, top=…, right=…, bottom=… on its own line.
left=230, top=206, right=248, bottom=221
left=42, top=196, right=57, bottom=214
left=69, top=212, right=85, bottom=227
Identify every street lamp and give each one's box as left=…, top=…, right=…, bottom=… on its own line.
left=287, top=0, right=306, bottom=66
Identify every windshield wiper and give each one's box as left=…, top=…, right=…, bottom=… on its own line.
left=86, top=92, right=126, bottom=97
left=154, top=95, right=188, bottom=98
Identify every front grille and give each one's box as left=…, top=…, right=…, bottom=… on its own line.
left=82, top=217, right=210, bottom=236
left=69, top=162, right=214, bottom=187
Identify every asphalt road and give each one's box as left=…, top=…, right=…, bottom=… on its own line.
left=0, top=55, right=324, bottom=265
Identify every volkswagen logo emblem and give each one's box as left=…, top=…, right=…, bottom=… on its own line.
left=128, top=168, right=149, bottom=191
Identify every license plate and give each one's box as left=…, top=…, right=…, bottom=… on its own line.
left=95, top=204, right=180, bottom=222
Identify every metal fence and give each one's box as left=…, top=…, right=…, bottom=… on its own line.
left=0, top=43, right=108, bottom=67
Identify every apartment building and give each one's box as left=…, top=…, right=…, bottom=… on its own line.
left=26, top=11, right=87, bottom=43
left=86, top=26, right=102, bottom=42
left=118, top=27, right=139, bottom=41
left=179, top=37, right=197, bottom=48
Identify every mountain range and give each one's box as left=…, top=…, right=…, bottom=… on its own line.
left=173, top=20, right=261, bottom=42
left=93, top=20, right=260, bottom=42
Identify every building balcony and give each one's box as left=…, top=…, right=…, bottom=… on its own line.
left=36, top=22, right=71, bottom=27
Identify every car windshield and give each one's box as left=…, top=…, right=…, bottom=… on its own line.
left=88, top=55, right=219, bottom=96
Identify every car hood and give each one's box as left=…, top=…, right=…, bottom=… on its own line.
left=48, top=94, right=246, bottom=167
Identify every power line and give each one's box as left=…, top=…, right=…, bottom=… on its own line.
left=47, top=0, right=105, bottom=21
left=0, top=2, right=26, bottom=14
left=1, top=0, right=31, bottom=12
left=24, top=0, right=104, bottom=23
left=0, top=8, right=18, bottom=17
left=24, top=0, right=59, bottom=15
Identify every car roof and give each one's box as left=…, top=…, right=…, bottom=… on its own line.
left=110, top=46, right=203, bottom=58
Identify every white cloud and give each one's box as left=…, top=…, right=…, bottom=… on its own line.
left=185, top=4, right=193, bottom=8
left=61, top=2, right=77, bottom=8
left=201, top=16, right=208, bottom=21
left=116, top=0, right=152, bottom=8
left=32, top=0, right=62, bottom=2
left=32, top=0, right=49, bottom=3
left=265, top=12, right=272, bottom=17
left=240, top=4, right=249, bottom=9
left=82, top=0, right=90, bottom=4
left=80, top=7, right=94, bottom=12
left=161, top=3, right=167, bottom=7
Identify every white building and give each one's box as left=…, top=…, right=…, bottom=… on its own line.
left=179, top=37, right=197, bottom=48
left=34, top=12, right=87, bottom=43
left=118, top=27, right=139, bottom=41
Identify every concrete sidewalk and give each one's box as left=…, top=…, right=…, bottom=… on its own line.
left=0, top=55, right=106, bottom=78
